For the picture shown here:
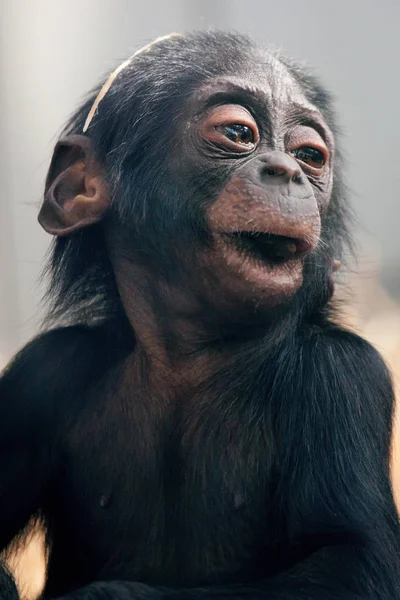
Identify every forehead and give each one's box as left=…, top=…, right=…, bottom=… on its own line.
left=249, top=51, right=314, bottom=110
left=191, top=48, right=316, bottom=116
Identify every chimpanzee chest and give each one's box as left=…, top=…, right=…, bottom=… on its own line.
left=46, top=390, right=271, bottom=594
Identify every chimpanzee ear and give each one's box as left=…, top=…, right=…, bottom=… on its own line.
left=38, top=135, right=110, bottom=236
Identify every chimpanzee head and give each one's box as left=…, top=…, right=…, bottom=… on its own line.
left=38, top=31, right=349, bottom=335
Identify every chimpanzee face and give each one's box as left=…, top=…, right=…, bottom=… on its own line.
left=171, top=61, right=334, bottom=307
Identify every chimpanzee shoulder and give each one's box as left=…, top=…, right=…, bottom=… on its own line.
left=0, top=325, right=129, bottom=434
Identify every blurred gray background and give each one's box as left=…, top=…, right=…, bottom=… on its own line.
left=0, top=0, right=399, bottom=365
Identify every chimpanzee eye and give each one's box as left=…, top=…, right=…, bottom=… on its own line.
left=217, top=124, right=255, bottom=145
left=290, top=146, right=325, bottom=169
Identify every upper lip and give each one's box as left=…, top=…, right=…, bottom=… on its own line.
left=218, top=222, right=318, bottom=246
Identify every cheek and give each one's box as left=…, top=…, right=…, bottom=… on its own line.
left=172, top=142, right=231, bottom=202
left=314, top=174, right=334, bottom=215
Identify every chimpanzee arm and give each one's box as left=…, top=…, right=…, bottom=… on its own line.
left=58, top=329, right=400, bottom=600
left=0, top=335, right=59, bottom=550
left=0, top=326, right=110, bottom=599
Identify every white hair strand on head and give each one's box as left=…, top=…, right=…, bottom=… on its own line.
left=82, top=33, right=184, bottom=133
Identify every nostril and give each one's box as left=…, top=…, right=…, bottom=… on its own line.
left=265, top=166, right=286, bottom=177
left=262, top=163, right=302, bottom=182
left=291, top=171, right=302, bottom=184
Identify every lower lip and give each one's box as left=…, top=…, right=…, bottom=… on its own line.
left=217, top=234, right=305, bottom=287
left=225, top=234, right=310, bottom=266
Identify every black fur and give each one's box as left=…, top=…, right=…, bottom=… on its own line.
left=0, top=31, right=399, bottom=599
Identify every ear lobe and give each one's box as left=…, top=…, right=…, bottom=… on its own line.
left=38, top=135, right=110, bottom=236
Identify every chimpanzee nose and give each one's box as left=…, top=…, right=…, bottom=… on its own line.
left=259, top=151, right=303, bottom=183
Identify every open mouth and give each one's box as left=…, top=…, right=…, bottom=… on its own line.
left=224, top=232, right=312, bottom=264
